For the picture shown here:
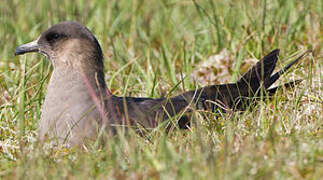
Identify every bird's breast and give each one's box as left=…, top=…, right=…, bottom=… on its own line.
left=39, top=70, right=102, bottom=144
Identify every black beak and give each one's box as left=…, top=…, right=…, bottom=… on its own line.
left=15, top=39, right=39, bottom=56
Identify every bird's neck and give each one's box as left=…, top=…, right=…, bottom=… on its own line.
left=48, top=66, right=108, bottom=101
left=49, top=45, right=108, bottom=91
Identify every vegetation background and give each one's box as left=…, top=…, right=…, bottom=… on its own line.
left=0, top=0, right=322, bottom=179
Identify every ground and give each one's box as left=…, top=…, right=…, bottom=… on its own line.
left=0, top=0, right=322, bottom=179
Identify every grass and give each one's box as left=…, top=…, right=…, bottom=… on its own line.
left=0, top=0, right=322, bottom=179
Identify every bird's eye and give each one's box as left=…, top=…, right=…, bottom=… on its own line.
left=46, top=33, right=61, bottom=42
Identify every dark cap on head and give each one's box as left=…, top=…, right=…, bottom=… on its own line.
left=15, top=21, right=103, bottom=66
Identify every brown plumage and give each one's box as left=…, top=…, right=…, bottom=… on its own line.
left=15, top=21, right=307, bottom=146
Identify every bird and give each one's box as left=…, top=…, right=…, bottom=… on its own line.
left=15, top=21, right=307, bottom=146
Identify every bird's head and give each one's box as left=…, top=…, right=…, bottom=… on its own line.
left=15, top=21, right=104, bottom=70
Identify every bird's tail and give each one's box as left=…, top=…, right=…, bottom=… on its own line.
left=237, top=49, right=308, bottom=96
left=231, top=49, right=309, bottom=110
left=263, top=51, right=309, bottom=89
left=237, top=49, right=280, bottom=94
